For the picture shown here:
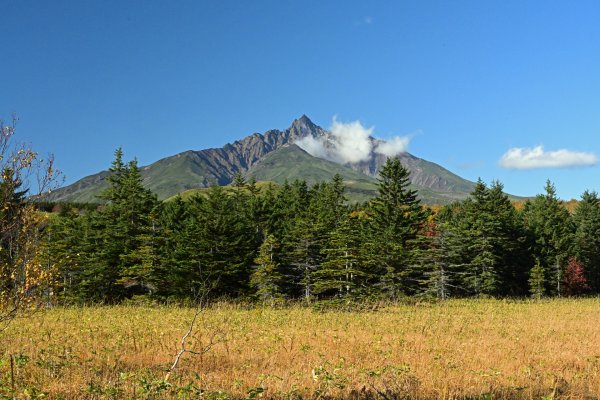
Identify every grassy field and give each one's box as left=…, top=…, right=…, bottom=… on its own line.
left=2, top=299, right=600, bottom=399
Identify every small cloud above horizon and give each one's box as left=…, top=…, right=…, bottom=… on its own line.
left=499, top=145, right=598, bottom=170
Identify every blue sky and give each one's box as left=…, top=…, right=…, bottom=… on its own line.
left=1, top=0, right=599, bottom=199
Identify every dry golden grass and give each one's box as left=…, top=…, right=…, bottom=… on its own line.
left=2, top=299, right=600, bottom=399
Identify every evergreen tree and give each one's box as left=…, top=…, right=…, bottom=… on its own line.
left=118, top=204, right=164, bottom=297
left=313, top=211, right=367, bottom=299
left=368, top=157, right=427, bottom=298
left=462, top=181, right=503, bottom=295
left=78, top=149, right=159, bottom=302
left=417, top=219, right=465, bottom=300
left=231, top=172, right=249, bottom=215
left=74, top=208, right=117, bottom=301
left=433, top=180, right=530, bottom=297
left=245, top=176, right=266, bottom=245
left=267, top=180, right=307, bottom=241
left=573, top=190, right=600, bottom=292
left=0, top=169, right=29, bottom=271
left=529, top=260, right=546, bottom=299
left=193, top=185, right=255, bottom=296
left=251, top=234, right=283, bottom=304
left=487, top=181, right=531, bottom=295
left=522, top=180, right=574, bottom=295
left=44, top=146, right=600, bottom=303
left=276, top=179, right=332, bottom=300
left=44, top=205, right=83, bottom=301
left=156, top=196, right=188, bottom=297
left=163, top=195, right=206, bottom=298
left=285, top=213, right=321, bottom=302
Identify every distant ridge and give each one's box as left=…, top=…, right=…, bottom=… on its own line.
left=46, top=115, right=478, bottom=204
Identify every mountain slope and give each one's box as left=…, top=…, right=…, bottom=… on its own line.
left=245, top=144, right=375, bottom=185
left=46, top=115, right=479, bottom=204
left=245, top=144, right=381, bottom=203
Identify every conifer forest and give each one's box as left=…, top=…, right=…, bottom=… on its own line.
left=40, top=149, right=600, bottom=304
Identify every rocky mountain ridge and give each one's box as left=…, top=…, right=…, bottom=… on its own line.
left=46, top=115, right=476, bottom=204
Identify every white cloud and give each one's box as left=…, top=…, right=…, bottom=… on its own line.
left=295, top=135, right=329, bottom=160
left=295, top=117, right=411, bottom=164
left=375, top=136, right=410, bottom=157
left=328, top=117, right=373, bottom=163
left=499, top=145, right=598, bottom=169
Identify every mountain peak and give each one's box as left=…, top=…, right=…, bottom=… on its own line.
left=288, top=115, right=322, bottom=142
left=291, top=114, right=316, bottom=129
left=298, top=114, right=312, bottom=122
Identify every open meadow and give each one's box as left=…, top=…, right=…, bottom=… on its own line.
left=2, top=299, right=600, bottom=399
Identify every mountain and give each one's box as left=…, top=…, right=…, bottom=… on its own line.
left=245, top=144, right=375, bottom=185
left=46, top=115, right=478, bottom=204
left=244, top=144, right=380, bottom=203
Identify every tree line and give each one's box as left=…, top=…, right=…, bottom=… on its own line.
left=42, top=149, right=600, bottom=304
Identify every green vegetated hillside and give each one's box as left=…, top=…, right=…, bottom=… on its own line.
left=165, top=146, right=480, bottom=205
left=48, top=171, right=110, bottom=203
left=244, top=144, right=379, bottom=203
left=164, top=180, right=278, bottom=202
left=44, top=154, right=204, bottom=203
left=244, top=144, right=482, bottom=204
left=245, top=144, right=371, bottom=184
left=163, top=146, right=379, bottom=204
left=137, top=151, right=229, bottom=198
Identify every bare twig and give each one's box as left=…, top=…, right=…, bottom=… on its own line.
left=168, top=304, right=201, bottom=371
left=165, top=277, right=225, bottom=381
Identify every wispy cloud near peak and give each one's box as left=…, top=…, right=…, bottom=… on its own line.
left=499, top=145, right=598, bottom=169
left=295, top=117, right=411, bottom=164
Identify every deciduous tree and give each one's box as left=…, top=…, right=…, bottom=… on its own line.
left=563, top=257, right=589, bottom=296
left=0, top=116, right=60, bottom=325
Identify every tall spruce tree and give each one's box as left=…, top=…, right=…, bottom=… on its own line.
left=486, top=181, right=530, bottom=295
left=285, top=210, right=322, bottom=301
left=313, top=211, right=368, bottom=299
left=417, top=218, right=466, bottom=300
left=156, top=196, right=189, bottom=298
left=165, top=195, right=207, bottom=298
left=116, top=159, right=162, bottom=296
left=522, top=180, right=574, bottom=296
left=442, top=180, right=530, bottom=297
left=195, top=185, right=255, bottom=296
left=461, top=180, right=501, bottom=295
left=368, top=157, right=426, bottom=298
left=78, top=149, right=159, bottom=302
